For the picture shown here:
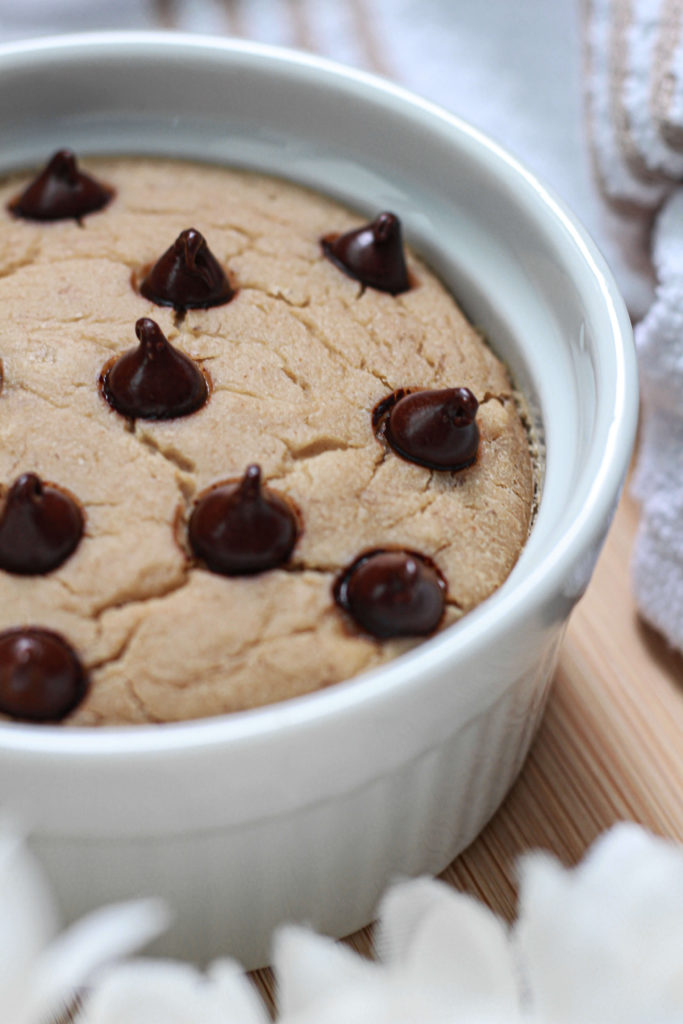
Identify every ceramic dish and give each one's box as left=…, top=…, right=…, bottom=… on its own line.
left=0, top=33, right=637, bottom=967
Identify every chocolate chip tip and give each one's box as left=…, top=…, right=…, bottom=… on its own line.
left=0, top=626, right=87, bottom=723
left=334, top=548, right=446, bottom=639
left=0, top=473, right=84, bottom=576
left=374, top=387, right=480, bottom=471
left=8, top=149, right=114, bottom=223
left=321, top=211, right=411, bottom=295
left=188, top=465, right=300, bottom=577
left=100, top=318, right=209, bottom=421
left=139, top=228, right=235, bottom=311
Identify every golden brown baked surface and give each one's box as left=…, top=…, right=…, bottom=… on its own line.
left=0, top=158, right=533, bottom=724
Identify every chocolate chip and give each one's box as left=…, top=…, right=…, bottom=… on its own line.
left=139, top=228, right=235, bottom=310
left=188, top=464, right=300, bottom=576
left=8, top=149, right=113, bottom=222
left=0, top=627, right=87, bottom=722
left=375, top=387, right=479, bottom=471
left=0, top=473, right=84, bottom=575
left=334, top=549, right=446, bottom=638
left=321, top=212, right=410, bottom=294
left=101, top=318, right=209, bottom=420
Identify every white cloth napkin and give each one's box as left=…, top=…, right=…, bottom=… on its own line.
left=630, top=191, right=683, bottom=652
left=584, top=0, right=683, bottom=653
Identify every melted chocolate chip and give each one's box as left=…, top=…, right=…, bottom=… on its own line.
left=375, top=387, right=479, bottom=471
left=8, top=149, right=113, bottom=222
left=0, top=627, right=87, bottom=722
left=101, top=318, right=209, bottom=420
left=139, top=228, right=235, bottom=310
left=321, top=212, right=410, bottom=294
left=334, top=549, right=446, bottom=638
left=0, top=473, right=84, bottom=575
left=188, top=465, right=300, bottom=576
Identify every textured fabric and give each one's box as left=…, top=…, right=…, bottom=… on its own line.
left=583, top=0, right=683, bottom=653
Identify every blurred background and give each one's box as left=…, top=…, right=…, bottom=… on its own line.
left=0, top=0, right=651, bottom=315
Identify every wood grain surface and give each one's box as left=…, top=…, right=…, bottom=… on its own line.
left=251, top=484, right=683, bottom=1010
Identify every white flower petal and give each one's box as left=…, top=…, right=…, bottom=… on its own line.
left=402, top=893, right=520, bottom=1015
left=277, top=974, right=518, bottom=1024
left=0, top=822, right=61, bottom=1024
left=517, top=824, right=683, bottom=1024
left=77, top=958, right=265, bottom=1024
left=515, top=853, right=595, bottom=1024
left=273, top=924, right=377, bottom=1015
left=277, top=980, right=388, bottom=1024
left=0, top=823, right=58, bottom=989
left=25, top=899, right=169, bottom=1024
left=377, top=878, right=520, bottom=1014
left=207, top=959, right=271, bottom=1024
left=376, top=877, right=454, bottom=965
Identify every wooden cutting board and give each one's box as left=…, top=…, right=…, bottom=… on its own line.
left=253, top=484, right=683, bottom=1008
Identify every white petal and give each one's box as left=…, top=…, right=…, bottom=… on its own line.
left=277, top=975, right=518, bottom=1024
left=517, top=825, right=683, bottom=1023
left=77, top=958, right=264, bottom=1024
left=376, top=877, right=454, bottom=965
left=377, top=878, right=520, bottom=1012
left=24, top=899, right=169, bottom=1024
left=273, top=924, right=377, bottom=1015
left=277, top=981, right=388, bottom=1024
left=515, top=853, right=591, bottom=1024
left=207, top=959, right=271, bottom=1024
left=0, top=822, right=59, bottom=1008
left=402, top=894, right=520, bottom=1015
left=367, top=877, right=524, bottom=1020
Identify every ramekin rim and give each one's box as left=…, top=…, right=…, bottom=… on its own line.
left=0, top=31, right=638, bottom=756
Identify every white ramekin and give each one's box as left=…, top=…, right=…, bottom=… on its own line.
left=0, top=33, right=638, bottom=968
